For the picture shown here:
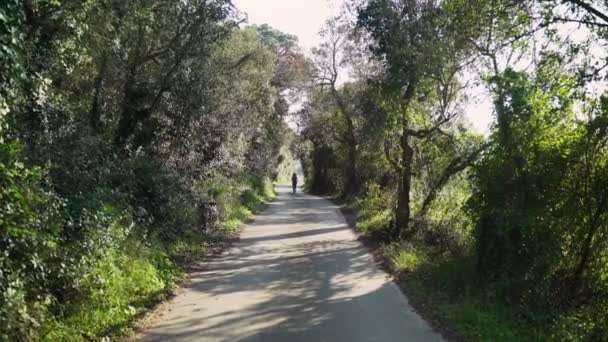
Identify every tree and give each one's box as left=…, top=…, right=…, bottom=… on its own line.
left=254, top=24, right=309, bottom=91
left=1, top=1, right=301, bottom=338
left=312, top=17, right=362, bottom=197
left=357, top=0, right=471, bottom=239
left=0, top=0, right=25, bottom=120
left=110, top=0, right=236, bottom=148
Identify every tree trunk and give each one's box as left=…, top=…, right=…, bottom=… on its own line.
left=332, top=88, right=358, bottom=197
left=395, top=125, right=414, bottom=240
left=417, top=145, right=486, bottom=220
left=393, top=77, right=417, bottom=241
left=345, top=116, right=358, bottom=197
left=346, top=141, right=358, bottom=196
left=311, top=144, right=333, bottom=195
left=570, top=190, right=608, bottom=298
left=115, top=68, right=140, bottom=147
left=90, top=54, right=107, bottom=132
left=115, top=21, right=145, bottom=148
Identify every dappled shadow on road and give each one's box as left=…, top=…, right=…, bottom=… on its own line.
left=143, top=237, right=409, bottom=341
left=143, top=282, right=411, bottom=342
left=142, top=185, right=439, bottom=342
left=191, top=240, right=374, bottom=295
left=238, top=225, right=348, bottom=244
left=247, top=190, right=341, bottom=228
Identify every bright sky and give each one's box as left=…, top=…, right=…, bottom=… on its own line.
left=233, top=0, right=494, bottom=135
left=233, top=0, right=340, bottom=50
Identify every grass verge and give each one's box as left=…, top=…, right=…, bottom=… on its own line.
left=336, top=200, right=601, bottom=342
left=40, top=177, right=275, bottom=341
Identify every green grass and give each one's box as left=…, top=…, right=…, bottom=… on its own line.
left=384, top=243, right=428, bottom=273
left=351, top=181, right=606, bottom=341
left=37, top=176, right=276, bottom=341
left=384, top=245, right=603, bottom=341
left=409, top=260, right=525, bottom=341
left=42, top=245, right=177, bottom=340
left=357, top=208, right=392, bottom=235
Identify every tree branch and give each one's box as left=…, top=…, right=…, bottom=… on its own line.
left=404, top=112, right=457, bottom=138
left=384, top=139, right=402, bottom=172
left=564, top=0, right=608, bottom=26
left=553, top=16, right=608, bottom=28
left=416, top=143, right=488, bottom=220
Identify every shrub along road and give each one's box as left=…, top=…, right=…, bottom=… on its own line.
left=141, top=185, right=442, bottom=341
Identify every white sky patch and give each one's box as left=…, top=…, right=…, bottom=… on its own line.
left=233, top=0, right=340, bottom=51
left=462, top=83, right=494, bottom=136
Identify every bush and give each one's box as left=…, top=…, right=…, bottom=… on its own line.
left=356, top=183, right=394, bottom=240
left=45, top=244, right=176, bottom=340
left=0, top=142, right=188, bottom=340
left=383, top=243, right=428, bottom=273
left=197, top=175, right=273, bottom=225
left=0, top=157, right=277, bottom=340
left=0, top=142, right=65, bottom=341
left=125, top=158, right=196, bottom=241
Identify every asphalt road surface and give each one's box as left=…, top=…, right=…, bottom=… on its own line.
left=141, top=185, right=443, bottom=342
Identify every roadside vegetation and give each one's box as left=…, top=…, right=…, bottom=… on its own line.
left=299, top=0, right=608, bottom=340
left=0, top=1, right=305, bottom=340
left=4, top=0, right=608, bottom=340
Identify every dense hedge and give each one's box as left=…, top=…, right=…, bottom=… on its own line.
left=0, top=1, right=303, bottom=340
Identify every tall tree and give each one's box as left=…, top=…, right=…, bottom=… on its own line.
left=357, top=0, right=469, bottom=239
left=312, top=18, right=361, bottom=197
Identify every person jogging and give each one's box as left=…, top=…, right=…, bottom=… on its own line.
left=291, top=173, right=298, bottom=194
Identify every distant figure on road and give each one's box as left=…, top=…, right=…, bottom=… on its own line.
left=291, top=173, right=298, bottom=194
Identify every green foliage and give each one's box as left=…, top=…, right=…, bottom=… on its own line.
left=121, top=157, right=196, bottom=241
left=0, top=141, right=181, bottom=340
left=356, top=183, right=394, bottom=240
left=0, top=0, right=25, bottom=111
left=384, top=243, right=427, bottom=273
left=470, top=63, right=601, bottom=299
left=1, top=146, right=276, bottom=340
left=43, top=244, right=176, bottom=340
left=301, top=1, right=608, bottom=340
left=404, top=256, right=608, bottom=341
left=189, top=174, right=272, bottom=234
left=0, top=0, right=295, bottom=338
left=0, top=142, right=64, bottom=341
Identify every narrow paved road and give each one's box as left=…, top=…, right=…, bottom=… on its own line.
left=141, top=185, right=443, bottom=342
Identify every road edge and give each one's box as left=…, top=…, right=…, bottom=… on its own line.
left=125, top=198, right=275, bottom=341
left=331, top=199, right=462, bottom=342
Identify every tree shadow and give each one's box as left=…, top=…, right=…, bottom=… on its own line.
left=141, top=184, right=441, bottom=342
